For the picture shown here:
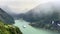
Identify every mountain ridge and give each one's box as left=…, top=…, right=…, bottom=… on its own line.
left=0, top=8, right=15, bottom=24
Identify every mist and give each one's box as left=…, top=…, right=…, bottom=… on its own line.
left=0, top=0, right=60, bottom=14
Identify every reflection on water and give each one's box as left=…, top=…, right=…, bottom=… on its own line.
left=14, top=20, right=60, bottom=34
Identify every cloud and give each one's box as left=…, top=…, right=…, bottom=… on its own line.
left=0, top=0, right=41, bottom=14
left=0, top=0, right=60, bottom=14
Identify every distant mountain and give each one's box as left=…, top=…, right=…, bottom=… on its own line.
left=0, top=8, right=15, bottom=24
left=18, top=2, right=60, bottom=32
left=0, top=6, right=18, bottom=19
left=18, top=2, right=60, bottom=22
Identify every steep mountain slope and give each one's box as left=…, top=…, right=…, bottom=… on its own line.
left=0, top=8, right=14, bottom=24
left=0, top=20, right=22, bottom=34
left=0, top=6, right=18, bottom=19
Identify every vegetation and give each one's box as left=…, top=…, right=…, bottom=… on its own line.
left=0, top=20, right=22, bottom=34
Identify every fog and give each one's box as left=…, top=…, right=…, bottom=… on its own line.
left=25, top=0, right=60, bottom=16
left=0, top=0, right=60, bottom=14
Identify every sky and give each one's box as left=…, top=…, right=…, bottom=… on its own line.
left=0, top=0, right=59, bottom=14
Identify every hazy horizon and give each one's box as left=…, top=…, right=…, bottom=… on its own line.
left=0, top=0, right=60, bottom=14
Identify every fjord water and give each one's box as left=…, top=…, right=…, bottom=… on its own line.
left=14, top=20, right=59, bottom=34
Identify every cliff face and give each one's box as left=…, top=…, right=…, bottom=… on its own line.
left=0, top=8, right=14, bottom=24
left=0, top=20, right=22, bottom=34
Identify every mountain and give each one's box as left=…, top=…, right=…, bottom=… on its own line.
left=0, top=6, right=18, bottom=19
left=18, top=2, right=60, bottom=32
left=0, top=8, right=15, bottom=24
left=18, top=2, right=60, bottom=22
left=0, top=8, right=22, bottom=34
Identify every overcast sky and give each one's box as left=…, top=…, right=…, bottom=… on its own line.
left=0, top=0, right=59, bottom=14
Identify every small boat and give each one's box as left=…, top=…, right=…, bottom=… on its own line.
left=52, top=21, right=54, bottom=24
left=23, top=25, right=26, bottom=28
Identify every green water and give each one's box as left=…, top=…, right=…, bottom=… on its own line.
left=14, top=20, right=60, bottom=34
